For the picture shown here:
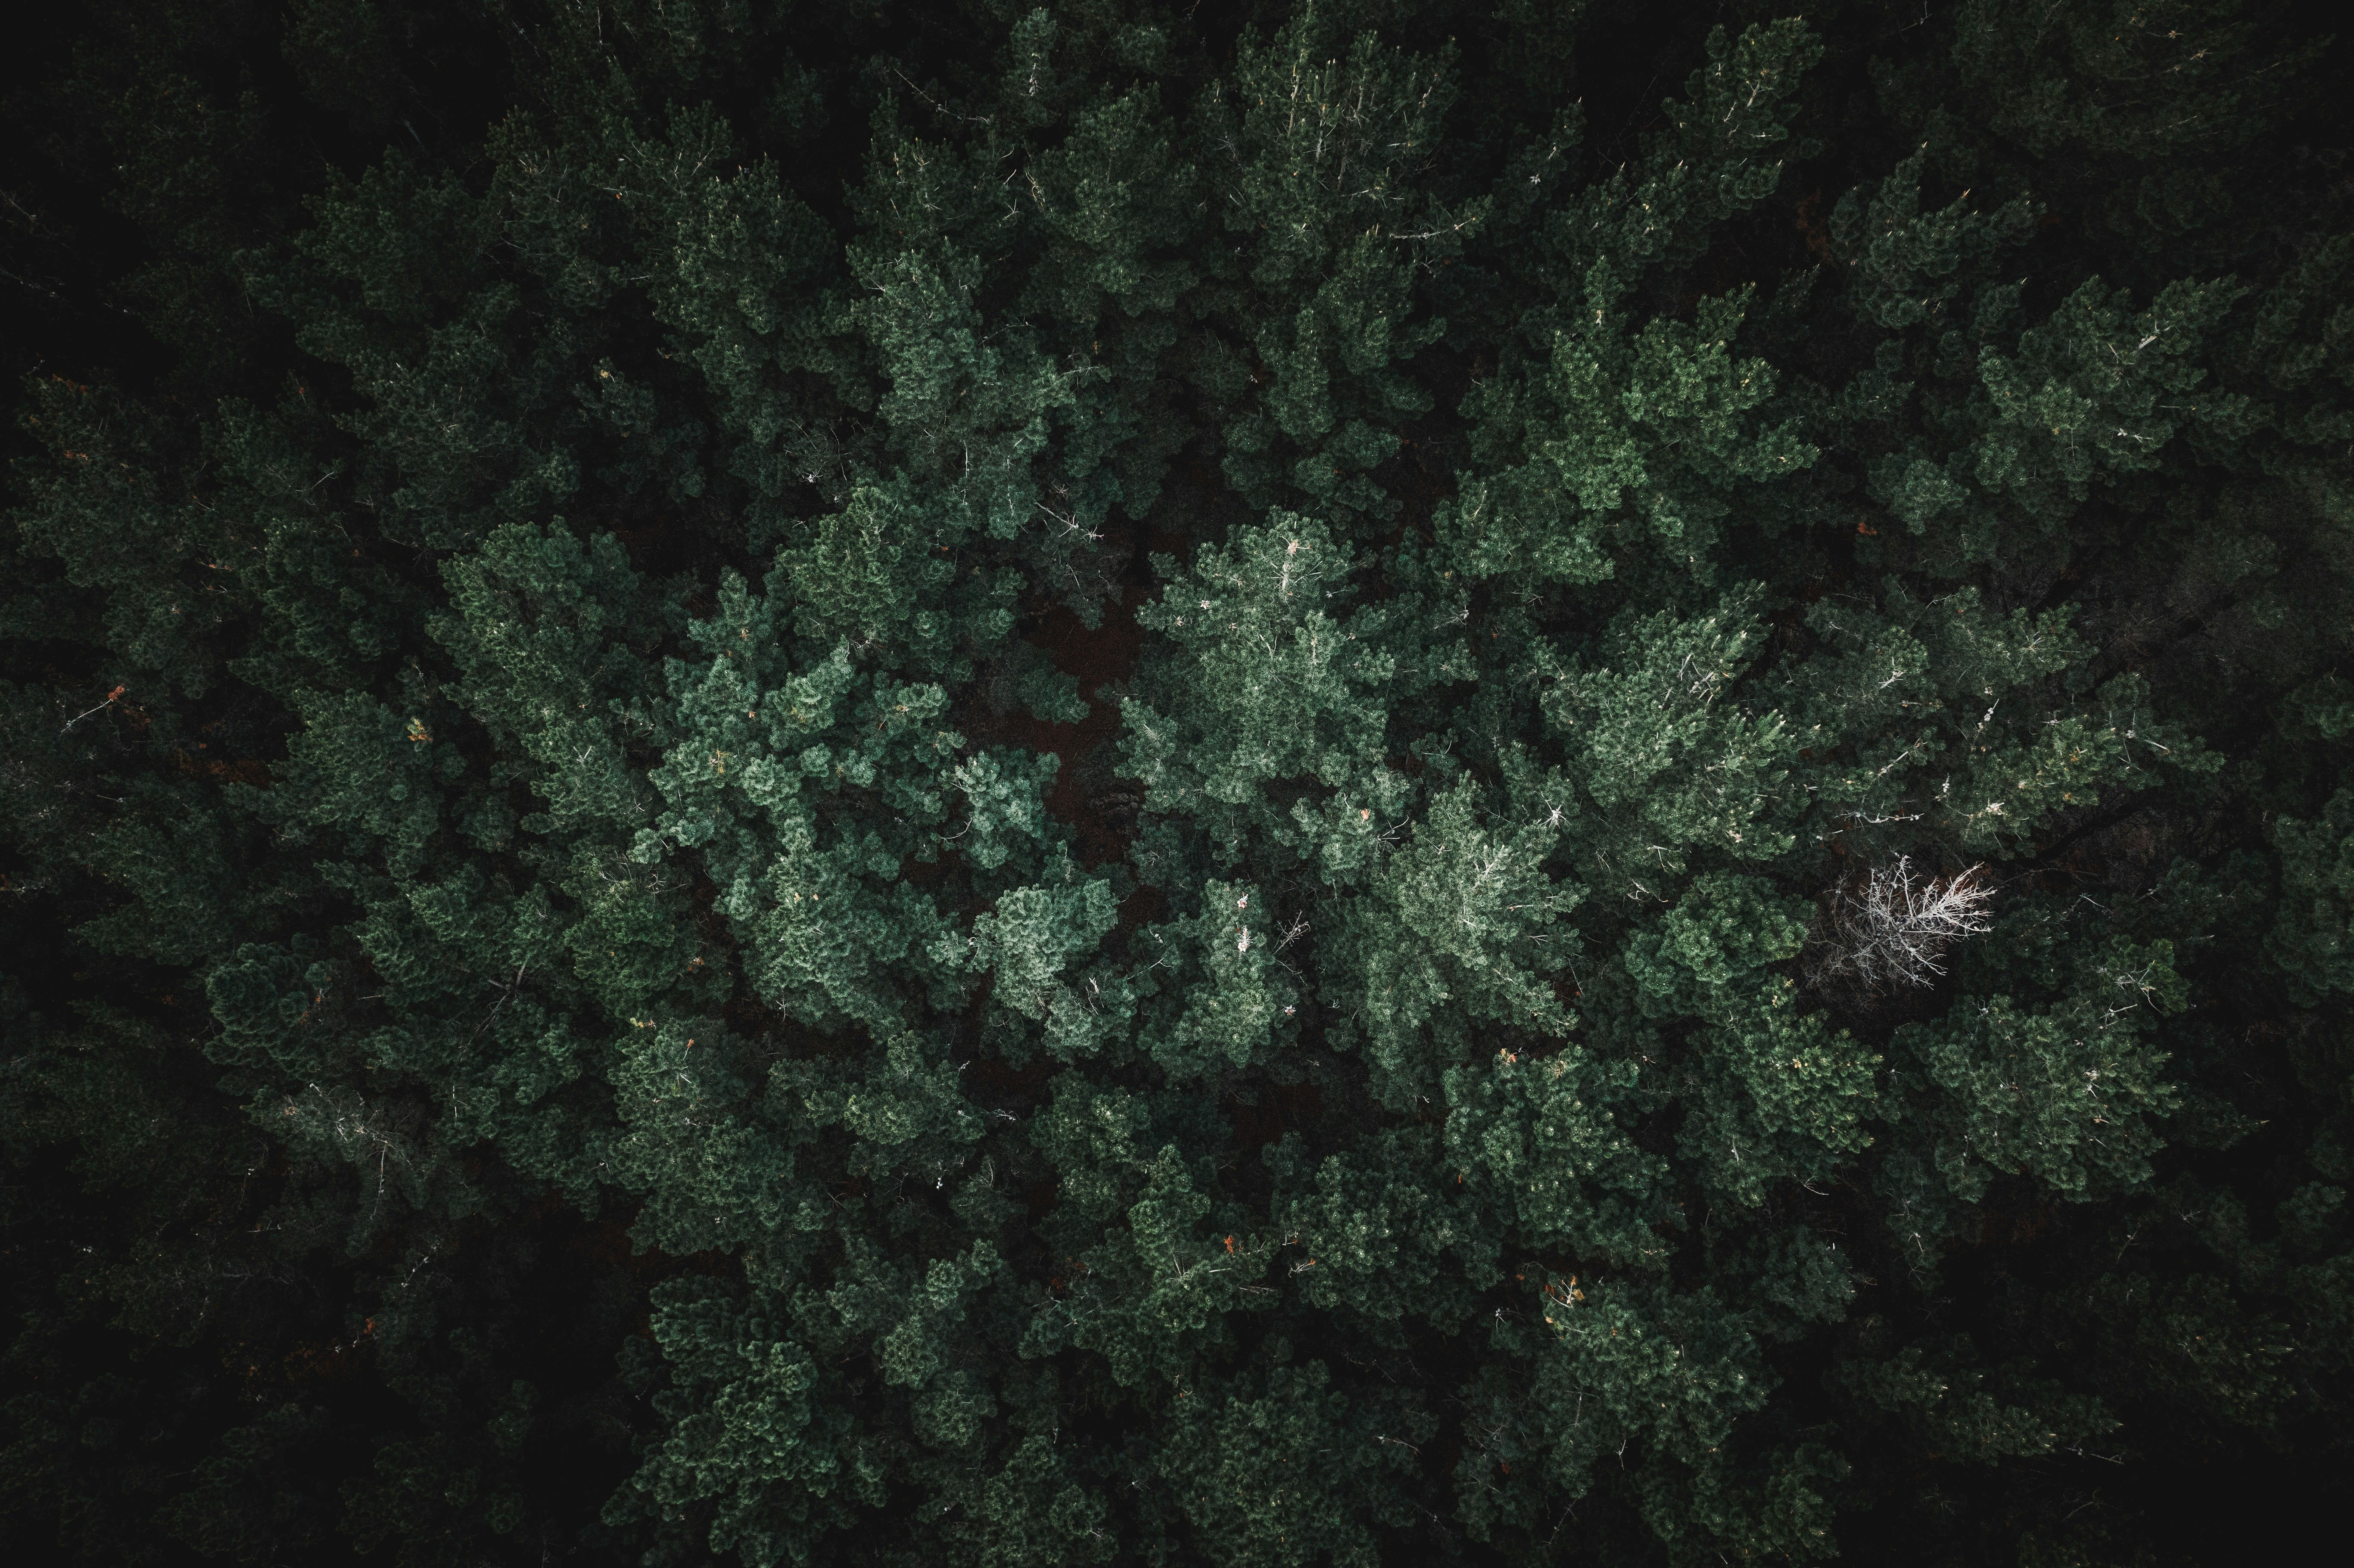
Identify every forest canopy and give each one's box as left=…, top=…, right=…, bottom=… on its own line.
left=3, top=3, right=2351, bottom=1565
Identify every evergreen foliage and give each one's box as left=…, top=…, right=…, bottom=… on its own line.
left=3, top=3, right=2351, bottom=1564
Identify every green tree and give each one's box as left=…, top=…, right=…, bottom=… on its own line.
left=5, top=3, right=2352, bottom=1565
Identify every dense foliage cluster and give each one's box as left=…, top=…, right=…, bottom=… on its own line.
left=4, top=3, right=2351, bottom=1563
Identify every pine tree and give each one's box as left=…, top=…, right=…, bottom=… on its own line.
left=5, top=3, right=2352, bottom=1565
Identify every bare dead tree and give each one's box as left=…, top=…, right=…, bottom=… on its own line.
left=1804, top=856, right=1996, bottom=995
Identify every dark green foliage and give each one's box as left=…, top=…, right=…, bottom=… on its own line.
left=5, top=3, right=2352, bottom=1565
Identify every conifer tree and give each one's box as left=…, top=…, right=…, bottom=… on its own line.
left=4, top=3, right=2351, bottom=1565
